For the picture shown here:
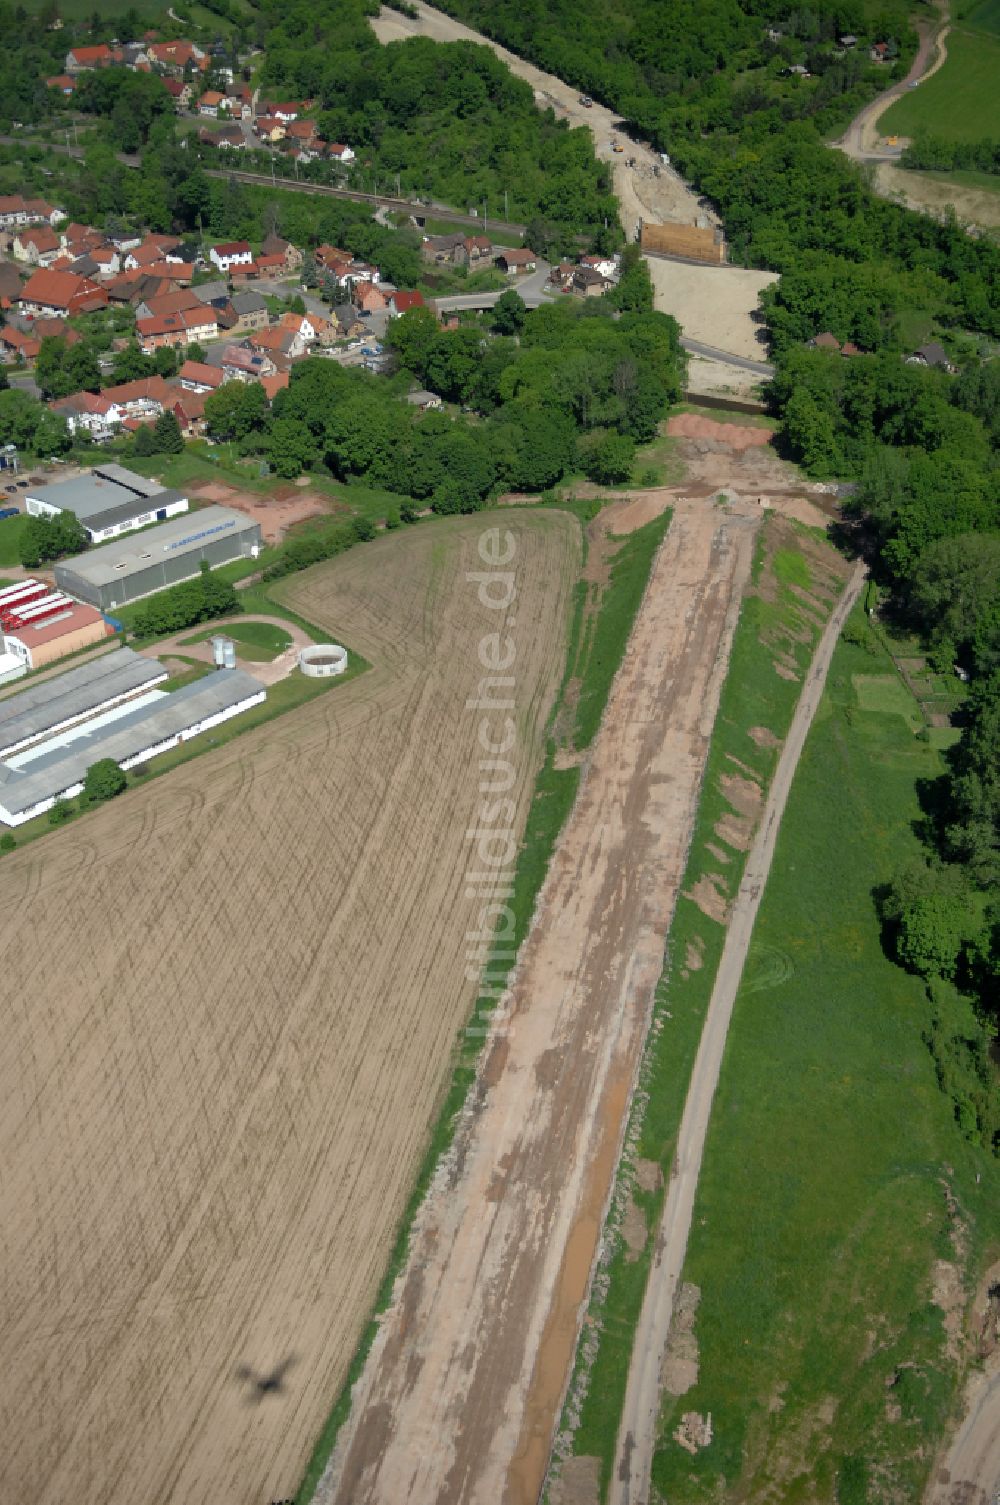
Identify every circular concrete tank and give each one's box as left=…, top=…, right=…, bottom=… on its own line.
left=298, top=643, right=348, bottom=678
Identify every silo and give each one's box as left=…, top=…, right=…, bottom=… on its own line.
left=222, top=639, right=237, bottom=670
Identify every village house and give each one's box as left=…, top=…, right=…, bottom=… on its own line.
left=136, top=306, right=219, bottom=352
left=455, top=235, right=493, bottom=268
left=0, top=326, right=41, bottom=363
left=90, top=245, right=121, bottom=277
left=422, top=232, right=466, bottom=265
left=209, top=240, right=254, bottom=273
left=869, top=40, right=893, bottom=62
left=497, top=248, right=537, bottom=276
left=134, top=286, right=202, bottom=321
left=222, top=343, right=276, bottom=381
left=45, top=74, right=76, bottom=95
left=254, top=116, right=287, bottom=144
left=65, top=43, right=121, bottom=71
left=199, top=89, right=225, bottom=117
left=199, top=123, right=245, bottom=149
left=231, top=290, right=268, bottom=333
left=262, top=100, right=308, bottom=122
left=146, top=39, right=207, bottom=74
left=329, top=303, right=366, bottom=339
left=0, top=196, right=62, bottom=231
left=49, top=390, right=116, bottom=440
left=387, top=290, right=425, bottom=317
left=261, top=232, right=302, bottom=272
left=13, top=227, right=62, bottom=267
left=572, top=265, right=606, bottom=297
left=907, top=341, right=955, bottom=373
left=15, top=268, right=106, bottom=318
left=177, top=358, right=225, bottom=392
left=249, top=324, right=301, bottom=360
left=327, top=143, right=355, bottom=164
left=354, top=281, right=387, bottom=314
left=579, top=252, right=619, bottom=280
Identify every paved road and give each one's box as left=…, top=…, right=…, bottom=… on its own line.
left=835, top=1, right=949, bottom=163
left=680, top=339, right=773, bottom=379
left=928, top=1368, right=1000, bottom=1505
left=434, top=261, right=556, bottom=313
left=609, top=558, right=867, bottom=1505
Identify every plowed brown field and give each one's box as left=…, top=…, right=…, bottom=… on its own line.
left=0, top=511, right=579, bottom=1505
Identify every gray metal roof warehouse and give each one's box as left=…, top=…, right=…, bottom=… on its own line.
left=55, top=506, right=263, bottom=611
left=0, top=646, right=167, bottom=757
left=0, top=670, right=263, bottom=822
left=25, top=464, right=188, bottom=541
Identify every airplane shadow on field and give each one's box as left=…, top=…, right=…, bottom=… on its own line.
left=233, top=1354, right=297, bottom=1404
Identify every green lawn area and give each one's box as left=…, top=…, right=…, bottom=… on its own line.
left=559, top=520, right=851, bottom=1496
left=965, top=0, right=1000, bottom=39
left=0, top=513, right=29, bottom=569
left=852, top=671, right=924, bottom=727
left=180, top=620, right=292, bottom=661
left=644, top=611, right=999, bottom=1504
left=880, top=26, right=1000, bottom=141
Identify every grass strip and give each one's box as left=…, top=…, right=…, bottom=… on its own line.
left=553, top=520, right=847, bottom=1498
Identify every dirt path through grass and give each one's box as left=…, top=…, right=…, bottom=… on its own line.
left=609, top=558, right=866, bottom=1505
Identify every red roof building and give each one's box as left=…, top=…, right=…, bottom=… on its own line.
left=15, top=269, right=106, bottom=317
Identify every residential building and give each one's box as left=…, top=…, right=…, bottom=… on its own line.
left=254, top=116, right=286, bottom=143
left=232, top=291, right=268, bottom=332
left=146, top=39, right=207, bottom=73
left=422, top=232, right=465, bottom=265
left=579, top=252, right=618, bottom=280
left=387, top=289, right=425, bottom=316
left=12, top=227, right=61, bottom=266
left=199, top=89, right=225, bottom=116
left=907, top=341, right=955, bottom=372
left=329, top=304, right=365, bottom=339
left=0, top=326, right=40, bottom=362
left=0, top=596, right=111, bottom=674
left=136, top=306, right=219, bottom=352
left=65, top=43, right=119, bottom=71
left=0, top=196, right=62, bottom=230
left=261, top=232, right=303, bottom=271
left=177, top=359, right=225, bottom=392
left=199, top=123, right=245, bottom=149
left=209, top=240, right=253, bottom=273
left=497, top=248, right=537, bottom=275
left=45, top=74, right=76, bottom=94
left=14, top=268, right=106, bottom=318
left=135, top=286, right=201, bottom=321
left=455, top=235, right=493, bottom=268
left=221, top=343, right=275, bottom=381
left=572, top=265, right=606, bottom=297
left=327, top=143, right=355, bottom=163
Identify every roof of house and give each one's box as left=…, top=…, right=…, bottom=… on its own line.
left=101, top=376, right=175, bottom=406
left=68, top=43, right=115, bottom=64
left=250, top=325, right=296, bottom=354
left=232, top=291, right=266, bottom=314
left=812, top=331, right=841, bottom=350
left=914, top=341, right=950, bottom=367
left=573, top=266, right=605, bottom=286
left=463, top=235, right=492, bottom=252
left=3, top=600, right=106, bottom=651
left=19, top=226, right=60, bottom=253
left=390, top=290, right=424, bottom=312
left=162, top=77, right=186, bottom=96
left=499, top=247, right=535, bottom=265
left=260, top=371, right=289, bottom=399
left=192, top=279, right=229, bottom=304
left=256, top=253, right=286, bottom=272
left=15, top=268, right=102, bottom=311
left=177, top=359, right=224, bottom=388
left=212, top=240, right=252, bottom=257
left=46, top=74, right=76, bottom=91
left=0, top=326, right=40, bottom=358
left=200, top=89, right=224, bottom=106
left=142, top=288, right=201, bottom=319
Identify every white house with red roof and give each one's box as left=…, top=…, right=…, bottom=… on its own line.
left=209, top=240, right=254, bottom=273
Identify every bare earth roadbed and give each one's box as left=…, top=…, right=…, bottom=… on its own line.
left=319, top=500, right=758, bottom=1505
left=0, top=512, right=577, bottom=1505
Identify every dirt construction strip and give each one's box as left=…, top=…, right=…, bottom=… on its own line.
left=927, top=1367, right=1000, bottom=1505
left=318, top=500, right=757, bottom=1505
left=609, top=559, right=867, bottom=1505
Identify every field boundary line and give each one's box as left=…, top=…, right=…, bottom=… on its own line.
left=609, top=558, right=866, bottom=1505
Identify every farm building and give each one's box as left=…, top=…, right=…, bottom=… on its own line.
left=0, top=670, right=265, bottom=826
left=0, top=581, right=113, bottom=671
left=0, top=646, right=167, bottom=759
left=56, top=506, right=263, bottom=612
left=25, top=464, right=189, bottom=545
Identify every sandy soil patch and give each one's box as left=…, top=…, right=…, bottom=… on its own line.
left=621, top=1195, right=648, bottom=1263
left=667, top=412, right=775, bottom=449
left=0, top=512, right=578, bottom=1505
left=602, top=491, right=673, bottom=534
left=549, top=1455, right=601, bottom=1505
left=191, top=480, right=335, bottom=544
left=684, top=936, right=705, bottom=972
left=319, top=499, right=757, bottom=1505
left=685, top=871, right=730, bottom=924
left=719, top=771, right=762, bottom=817
left=686, top=355, right=768, bottom=400
left=749, top=725, right=782, bottom=749
left=874, top=161, right=1000, bottom=232
left=634, top=1158, right=663, bottom=1195
left=661, top=1283, right=701, bottom=1397
left=646, top=259, right=777, bottom=361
